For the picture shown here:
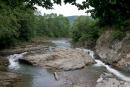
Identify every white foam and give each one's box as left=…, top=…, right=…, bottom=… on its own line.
left=83, top=48, right=130, bottom=82
left=7, top=52, right=27, bottom=70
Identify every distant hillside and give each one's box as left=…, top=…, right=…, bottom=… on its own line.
left=67, top=16, right=77, bottom=23
left=67, top=15, right=92, bottom=24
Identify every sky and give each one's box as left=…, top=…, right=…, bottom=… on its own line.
left=36, top=0, right=90, bottom=16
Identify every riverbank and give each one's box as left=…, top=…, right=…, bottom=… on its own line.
left=1, top=38, right=130, bottom=87
left=0, top=37, right=52, bottom=56
left=0, top=56, right=22, bottom=87
left=0, top=38, right=52, bottom=87
left=95, top=30, right=130, bottom=71
left=5, top=39, right=101, bottom=87
left=72, top=29, right=130, bottom=72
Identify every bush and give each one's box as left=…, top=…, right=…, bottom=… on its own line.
left=0, top=14, right=19, bottom=48
left=0, top=4, right=35, bottom=49
left=112, top=30, right=126, bottom=41
left=71, top=16, right=100, bottom=48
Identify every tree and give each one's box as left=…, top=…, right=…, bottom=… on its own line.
left=34, top=13, right=70, bottom=38
left=0, top=1, right=36, bottom=48
left=39, top=0, right=129, bottom=27
left=1, top=0, right=129, bottom=49
left=71, top=16, right=100, bottom=48
left=75, top=0, right=130, bottom=27
left=0, top=0, right=73, bottom=49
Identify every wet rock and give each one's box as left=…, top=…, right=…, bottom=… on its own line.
left=18, top=59, right=33, bottom=65
left=96, top=76, right=130, bottom=87
left=96, top=30, right=130, bottom=71
left=96, top=72, right=130, bottom=87
left=0, top=71, right=21, bottom=87
left=0, top=45, right=49, bottom=56
left=25, top=48, right=95, bottom=70
left=0, top=56, right=9, bottom=71
left=96, top=76, right=103, bottom=83
left=0, top=56, right=21, bottom=87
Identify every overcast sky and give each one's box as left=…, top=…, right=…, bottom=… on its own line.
left=36, top=0, right=90, bottom=16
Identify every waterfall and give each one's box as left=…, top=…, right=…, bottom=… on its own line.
left=6, top=44, right=130, bottom=82
left=7, top=52, right=27, bottom=70
left=82, top=48, right=130, bottom=82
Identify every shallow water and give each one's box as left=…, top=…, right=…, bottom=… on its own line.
left=10, top=65, right=64, bottom=87
left=9, top=62, right=106, bottom=87
left=7, top=38, right=130, bottom=87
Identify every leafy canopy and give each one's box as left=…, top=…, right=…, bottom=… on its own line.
left=42, top=0, right=130, bottom=27
left=71, top=16, right=100, bottom=48
left=76, top=0, right=130, bottom=26
left=1, top=0, right=130, bottom=26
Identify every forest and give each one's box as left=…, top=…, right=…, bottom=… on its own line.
left=0, top=0, right=130, bottom=49
left=0, top=0, right=70, bottom=49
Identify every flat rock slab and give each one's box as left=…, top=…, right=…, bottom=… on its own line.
left=0, top=71, right=21, bottom=87
left=96, top=78, right=130, bottom=87
left=96, top=73, right=130, bottom=87
left=25, top=48, right=95, bottom=70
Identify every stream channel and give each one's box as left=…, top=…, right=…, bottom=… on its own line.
left=7, top=38, right=130, bottom=87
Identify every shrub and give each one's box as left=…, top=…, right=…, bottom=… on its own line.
left=71, top=16, right=100, bottom=48
left=112, top=30, right=126, bottom=41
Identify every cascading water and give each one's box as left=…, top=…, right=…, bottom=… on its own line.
left=8, top=54, right=20, bottom=70
left=7, top=52, right=27, bottom=70
left=6, top=39, right=130, bottom=87
left=7, top=52, right=65, bottom=87
left=82, top=48, right=130, bottom=82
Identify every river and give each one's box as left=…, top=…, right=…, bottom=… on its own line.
left=7, top=38, right=130, bottom=87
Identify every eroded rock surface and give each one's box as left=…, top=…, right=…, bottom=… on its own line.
left=96, top=30, right=130, bottom=71
left=0, top=56, right=9, bottom=71
left=96, top=73, right=130, bottom=87
left=0, top=71, right=21, bottom=87
left=0, top=56, right=21, bottom=87
left=25, top=48, right=95, bottom=70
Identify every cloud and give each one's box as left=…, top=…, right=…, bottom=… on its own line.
left=36, top=2, right=89, bottom=16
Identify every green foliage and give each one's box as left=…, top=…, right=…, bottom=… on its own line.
left=75, top=0, right=130, bottom=27
left=0, top=1, right=70, bottom=49
left=112, top=30, right=126, bottom=41
left=35, top=13, right=70, bottom=38
left=0, top=5, right=18, bottom=48
left=17, top=9, right=35, bottom=41
left=71, top=16, right=100, bottom=48
left=0, top=2, right=36, bottom=49
left=0, top=15, right=18, bottom=48
left=1, top=0, right=130, bottom=27
left=0, top=0, right=129, bottom=49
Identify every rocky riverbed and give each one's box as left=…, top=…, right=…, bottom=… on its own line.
left=96, top=73, right=130, bottom=87
left=1, top=38, right=130, bottom=87
left=0, top=71, right=22, bottom=87
left=24, top=48, right=95, bottom=70
left=0, top=56, right=21, bottom=87
left=0, top=40, right=53, bottom=87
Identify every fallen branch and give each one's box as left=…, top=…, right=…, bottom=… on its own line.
left=53, top=72, right=59, bottom=81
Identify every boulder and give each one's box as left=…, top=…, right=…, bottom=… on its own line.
left=96, top=30, right=130, bottom=71
left=25, top=48, right=95, bottom=70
